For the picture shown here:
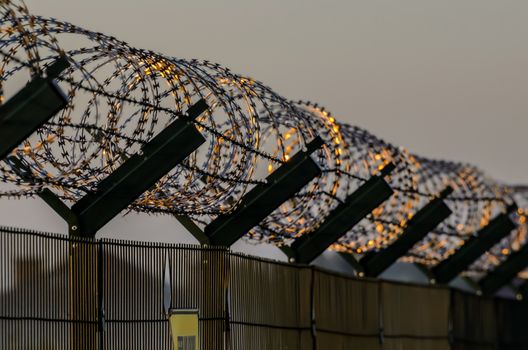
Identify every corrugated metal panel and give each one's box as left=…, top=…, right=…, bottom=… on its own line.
left=1, top=227, right=527, bottom=349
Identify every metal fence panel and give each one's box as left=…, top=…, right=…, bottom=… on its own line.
left=228, top=253, right=311, bottom=349
left=382, top=339, right=450, bottom=350
left=495, top=298, right=528, bottom=350
left=314, top=270, right=380, bottom=343
left=381, top=282, right=450, bottom=339
left=451, top=290, right=497, bottom=350
left=1, top=227, right=528, bottom=349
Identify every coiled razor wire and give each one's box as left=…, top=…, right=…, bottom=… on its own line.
left=0, top=0, right=526, bottom=276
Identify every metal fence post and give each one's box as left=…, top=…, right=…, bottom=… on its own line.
left=310, top=267, right=317, bottom=350
left=97, top=240, right=105, bottom=350
left=200, top=246, right=229, bottom=349
left=69, top=238, right=98, bottom=349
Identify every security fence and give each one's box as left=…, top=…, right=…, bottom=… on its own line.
left=1, top=227, right=527, bottom=350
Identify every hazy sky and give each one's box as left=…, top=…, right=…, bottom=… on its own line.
left=0, top=0, right=526, bottom=249
left=26, top=0, right=528, bottom=184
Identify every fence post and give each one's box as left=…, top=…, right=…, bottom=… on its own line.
left=69, top=238, right=98, bottom=349
left=97, top=240, right=105, bottom=349
left=310, top=267, right=317, bottom=350
left=447, top=290, right=454, bottom=348
left=200, top=246, right=229, bottom=349
left=378, top=282, right=384, bottom=346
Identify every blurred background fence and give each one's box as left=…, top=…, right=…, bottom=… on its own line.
left=1, top=227, right=527, bottom=350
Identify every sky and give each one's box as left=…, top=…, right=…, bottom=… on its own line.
left=25, top=0, right=528, bottom=184
left=0, top=0, right=526, bottom=249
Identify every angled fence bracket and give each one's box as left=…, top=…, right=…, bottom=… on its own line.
left=359, top=186, right=453, bottom=277
left=0, top=57, right=70, bottom=160
left=414, top=263, right=437, bottom=284
left=459, top=276, right=483, bottom=296
left=174, top=215, right=211, bottom=245
left=338, top=252, right=366, bottom=277
left=6, top=156, right=80, bottom=234
left=286, top=163, right=395, bottom=264
left=479, top=243, right=528, bottom=296
left=279, top=245, right=297, bottom=263
left=517, top=281, right=528, bottom=301
left=204, top=137, right=324, bottom=247
left=432, top=203, right=518, bottom=285
left=70, top=100, right=207, bottom=237
left=39, top=188, right=80, bottom=233
left=7, top=100, right=207, bottom=238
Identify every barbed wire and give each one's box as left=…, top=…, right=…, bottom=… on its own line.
left=0, top=0, right=526, bottom=275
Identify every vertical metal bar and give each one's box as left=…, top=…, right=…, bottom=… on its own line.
left=97, top=240, right=105, bottom=350
left=310, top=267, right=317, bottom=350
left=69, top=238, right=98, bottom=349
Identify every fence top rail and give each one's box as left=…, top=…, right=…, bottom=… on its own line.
left=0, top=225, right=473, bottom=294
left=0, top=225, right=228, bottom=251
left=3, top=225, right=528, bottom=298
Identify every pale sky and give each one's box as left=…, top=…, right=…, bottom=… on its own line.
left=26, top=0, right=528, bottom=184
left=0, top=0, right=526, bottom=251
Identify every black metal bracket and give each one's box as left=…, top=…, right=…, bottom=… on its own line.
left=479, top=243, right=528, bottom=296
left=0, top=57, right=70, bottom=160
left=338, top=252, right=366, bottom=277
left=39, top=188, right=80, bottom=231
left=286, top=163, right=395, bottom=264
left=8, top=100, right=207, bottom=237
left=414, top=263, right=437, bottom=284
left=5, top=156, right=80, bottom=234
left=459, top=276, right=483, bottom=296
left=432, top=204, right=518, bottom=285
left=517, top=281, right=528, bottom=301
left=70, top=100, right=207, bottom=237
left=505, top=283, right=525, bottom=302
left=203, top=137, right=324, bottom=247
left=359, top=186, right=453, bottom=277
left=173, top=215, right=210, bottom=245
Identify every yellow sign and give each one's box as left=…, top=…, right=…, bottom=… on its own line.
left=169, top=309, right=199, bottom=350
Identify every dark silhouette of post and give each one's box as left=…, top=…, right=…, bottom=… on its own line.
left=480, top=243, right=528, bottom=296
left=360, top=187, right=453, bottom=277
left=204, top=137, right=324, bottom=247
left=432, top=204, right=517, bottom=284
left=0, top=57, right=70, bottom=160
left=287, top=163, right=395, bottom=264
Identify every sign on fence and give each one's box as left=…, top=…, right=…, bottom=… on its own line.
left=169, top=309, right=199, bottom=350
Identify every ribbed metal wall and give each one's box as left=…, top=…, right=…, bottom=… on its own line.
left=313, top=270, right=380, bottom=349
left=229, top=253, right=312, bottom=349
left=1, top=227, right=527, bottom=349
left=451, top=291, right=497, bottom=350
